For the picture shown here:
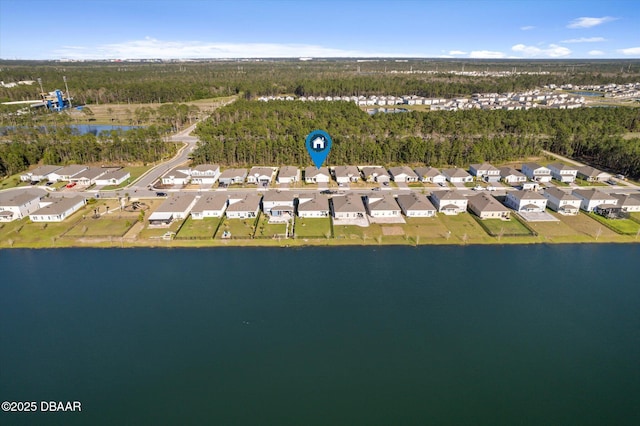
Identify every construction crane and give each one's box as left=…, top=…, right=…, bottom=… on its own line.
left=1, top=77, right=73, bottom=111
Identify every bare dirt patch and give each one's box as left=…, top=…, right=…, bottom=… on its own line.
left=382, top=226, right=404, bottom=236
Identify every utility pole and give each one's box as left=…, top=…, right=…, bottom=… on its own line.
left=63, top=76, right=72, bottom=108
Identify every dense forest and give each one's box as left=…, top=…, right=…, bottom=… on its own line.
left=192, top=100, right=640, bottom=177
left=1, top=59, right=640, bottom=104
left=0, top=126, right=176, bottom=177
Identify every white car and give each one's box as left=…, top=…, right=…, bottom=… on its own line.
left=473, top=186, right=485, bottom=191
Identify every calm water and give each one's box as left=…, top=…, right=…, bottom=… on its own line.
left=1, top=245, right=639, bottom=425
left=0, top=125, right=139, bottom=136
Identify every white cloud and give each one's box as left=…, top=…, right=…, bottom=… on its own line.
left=618, top=47, right=640, bottom=56
left=512, top=43, right=571, bottom=58
left=561, top=37, right=606, bottom=43
left=448, top=50, right=467, bottom=55
left=567, top=16, right=616, bottom=29
left=52, top=37, right=424, bottom=59
left=469, top=50, right=505, bottom=59
left=588, top=50, right=605, bottom=56
left=520, top=26, right=535, bottom=31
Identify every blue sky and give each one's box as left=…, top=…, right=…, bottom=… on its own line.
left=1, top=0, right=639, bottom=59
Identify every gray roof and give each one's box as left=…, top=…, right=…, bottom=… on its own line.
left=509, top=190, right=547, bottom=201
left=522, top=162, right=547, bottom=170
left=226, top=194, right=261, bottom=212
left=74, top=167, right=110, bottom=180
left=53, top=165, right=88, bottom=177
left=613, top=194, right=640, bottom=208
left=0, top=188, right=46, bottom=206
left=262, top=191, right=295, bottom=203
left=23, top=165, right=62, bottom=177
left=297, top=194, right=329, bottom=212
left=248, top=166, right=275, bottom=177
left=191, top=193, right=228, bottom=213
left=547, top=162, right=578, bottom=172
left=577, top=166, right=610, bottom=178
left=367, top=194, right=400, bottom=211
left=333, top=165, right=360, bottom=178
left=98, top=168, right=130, bottom=180
left=277, top=166, right=299, bottom=178
left=572, top=188, right=616, bottom=202
left=470, top=162, right=499, bottom=172
left=396, top=193, right=436, bottom=211
left=219, top=168, right=248, bottom=179
left=163, top=167, right=190, bottom=178
left=414, top=167, right=443, bottom=178
left=431, top=190, right=466, bottom=201
left=32, top=196, right=85, bottom=215
left=442, top=168, right=471, bottom=178
left=468, top=193, right=510, bottom=213
left=304, top=167, right=330, bottom=178
left=155, top=193, right=198, bottom=213
left=544, top=187, right=580, bottom=201
left=331, top=194, right=366, bottom=213
left=499, top=167, right=526, bottom=178
left=191, top=164, right=220, bottom=173
left=388, top=166, right=418, bottom=178
left=361, top=166, right=389, bottom=177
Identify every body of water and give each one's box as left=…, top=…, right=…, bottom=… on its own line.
left=570, top=91, right=604, bottom=97
left=0, top=125, right=140, bottom=136
left=1, top=245, right=639, bottom=425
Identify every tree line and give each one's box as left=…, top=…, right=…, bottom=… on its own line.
left=0, top=126, right=177, bottom=177
left=192, top=100, right=640, bottom=177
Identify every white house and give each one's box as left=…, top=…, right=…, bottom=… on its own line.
left=388, top=166, right=419, bottom=183
left=505, top=190, right=548, bottom=212
left=442, top=168, right=473, bottom=183
left=499, top=167, right=527, bottom=184
left=190, top=194, right=228, bottom=219
left=613, top=194, right=640, bottom=212
left=148, top=193, right=198, bottom=225
left=29, top=196, right=86, bottom=222
left=276, top=166, right=300, bottom=184
left=48, top=165, right=88, bottom=182
left=366, top=194, right=402, bottom=217
left=247, top=167, right=276, bottom=185
left=521, top=163, right=552, bottom=183
left=218, top=168, right=248, bottom=186
left=577, top=166, right=612, bottom=182
left=467, top=193, right=511, bottom=219
left=161, top=167, right=191, bottom=186
left=571, top=189, right=618, bottom=212
left=469, top=162, right=501, bottom=182
left=414, top=167, right=446, bottom=184
left=262, top=191, right=296, bottom=216
left=225, top=194, right=261, bottom=219
left=332, top=166, right=361, bottom=183
left=430, top=190, right=468, bottom=215
left=330, top=194, right=366, bottom=219
left=70, top=167, right=110, bottom=186
left=190, top=164, right=221, bottom=185
left=297, top=194, right=330, bottom=218
left=304, top=167, right=331, bottom=184
left=94, top=169, right=131, bottom=186
left=20, top=165, right=62, bottom=182
left=360, top=166, right=390, bottom=183
left=396, top=193, right=436, bottom=217
left=547, top=163, right=578, bottom=183
left=542, top=187, right=581, bottom=215
left=0, top=189, right=46, bottom=222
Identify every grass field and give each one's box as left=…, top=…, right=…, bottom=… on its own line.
left=64, top=216, right=135, bottom=237
left=587, top=213, right=640, bottom=235
left=294, top=217, right=332, bottom=238
left=217, top=217, right=258, bottom=239
left=437, top=213, right=493, bottom=243
left=480, top=218, right=533, bottom=236
left=255, top=215, right=288, bottom=238
left=175, top=216, right=221, bottom=239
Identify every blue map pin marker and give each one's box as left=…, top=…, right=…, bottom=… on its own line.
left=305, top=129, right=332, bottom=169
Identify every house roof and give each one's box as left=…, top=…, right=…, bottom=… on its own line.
left=468, top=193, right=510, bottom=213
left=547, top=162, right=578, bottom=172
left=509, top=190, right=546, bottom=201
left=32, top=196, right=85, bottom=215
left=248, top=166, right=275, bottom=177
left=24, top=165, right=62, bottom=177
left=414, top=167, right=443, bottom=178
left=331, top=194, right=366, bottom=213
left=522, top=162, right=548, bottom=171
left=191, top=164, right=220, bottom=173
left=74, top=167, right=110, bottom=180
left=572, top=188, right=616, bottom=202
left=163, top=167, right=190, bottom=179
left=191, top=194, right=228, bottom=213
left=544, top=187, right=580, bottom=201
left=98, top=168, right=130, bottom=180
left=442, top=168, right=471, bottom=178
left=277, top=166, right=299, bottom=178
left=388, top=166, right=418, bottom=178
left=304, top=167, right=330, bottom=178
left=155, top=193, right=198, bottom=213
left=470, top=162, right=499, bottom=172
left=333, top=165, right=360, bottom=178
left=431, top=190, right=466, bottom=201
left=298, top=194, right=329, bottom=211
left=499, top=167, right=526, bottom=178
left=0, top=188, right=46, bottom=207
left=367, top=194, right=400, bottom=211
left=360, top=166, right=389, bottom=177
left=396, top=193, right=436, bottom=211
left=262, top=191, right=295, bottom=203
left=613, top=194, right=640, bottom=208
left=54, top=165, right=88, bottom=177
left=226, top=194, right=261, bottom=212
left=219, top=168, right=248, bottom=179
left=577, top=166, right=610, bottom=178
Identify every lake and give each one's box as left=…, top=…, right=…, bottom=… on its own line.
left=1, top=245, right=639, bottom=425
left=0, top=124, right=140, bottom=136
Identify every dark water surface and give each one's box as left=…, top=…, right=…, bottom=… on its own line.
left=1, top=245, right=639, bottom=425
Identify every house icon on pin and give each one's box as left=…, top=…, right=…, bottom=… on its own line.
left=312, top=136, right=325, bottom=151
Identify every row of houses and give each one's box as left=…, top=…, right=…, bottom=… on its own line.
left=19, top=165, right=131, bottom=187
left=0, top=189, right=86, bottom=223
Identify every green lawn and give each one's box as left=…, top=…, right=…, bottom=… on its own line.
left=587, top=213, right=640, bottom=235
left=176, top=216, right=221, bottom=239
left=574, top=178, right=607, bottom=187
left=255, top=215, right=287, bottom=238
left=138, top=220, right=184, bottom=239
left=480, top=218, right=533, bottom=236
left=294, top=217, right=332, bottom=238
left=65, top=216, right=135, bottom=237
left=216, top=217, right=258, bottom=239
left=437, top=213, right=493, bottom=243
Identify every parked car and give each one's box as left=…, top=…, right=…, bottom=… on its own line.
left=66, top=182, right=77, bottom=188
left=473, top=185, right=485, bottom=191
left=156, top=192, right=167, bottom=197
